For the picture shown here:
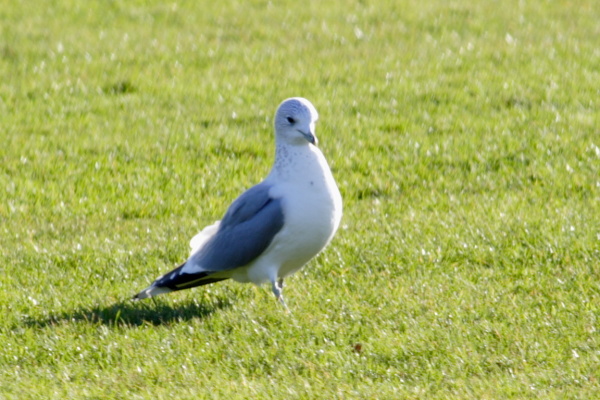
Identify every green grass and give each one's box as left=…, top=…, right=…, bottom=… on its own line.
left=1, top=0, right=599, bottom=398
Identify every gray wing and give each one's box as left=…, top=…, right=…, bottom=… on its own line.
left=185, top=182, right=285, bottom=273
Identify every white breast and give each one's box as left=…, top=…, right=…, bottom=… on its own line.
left=264, top=144, right=343, bottom=278
left=230, top=143, right=342, bottom=285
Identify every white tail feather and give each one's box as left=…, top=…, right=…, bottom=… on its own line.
left=189, top=221, right=220, bottom=255
left=133, top=285, right=173, bottom=300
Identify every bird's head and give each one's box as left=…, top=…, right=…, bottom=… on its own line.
left=274, top=97, right=319, bottom=146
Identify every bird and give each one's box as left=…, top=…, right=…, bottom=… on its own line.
left=132, top=97, right=343, bottom=306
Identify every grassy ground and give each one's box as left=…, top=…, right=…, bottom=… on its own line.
left=1, top=0, right=599, bottom=398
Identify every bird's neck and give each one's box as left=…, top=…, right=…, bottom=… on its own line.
left=270, top=142, right=327, bottom=182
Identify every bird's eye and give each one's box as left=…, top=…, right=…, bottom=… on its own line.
left=286, top=116, right=296, bottom=124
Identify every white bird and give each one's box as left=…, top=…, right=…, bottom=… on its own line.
left=133, top=97, right=343, bottom=306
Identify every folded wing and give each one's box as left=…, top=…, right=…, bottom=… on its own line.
left=133, top=183, right=285, bottom=298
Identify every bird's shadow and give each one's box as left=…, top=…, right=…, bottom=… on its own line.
left=24, top=297, right=232, bottom=329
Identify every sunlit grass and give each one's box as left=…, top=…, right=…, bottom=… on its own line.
left=1, top=0, right=599, bottom=398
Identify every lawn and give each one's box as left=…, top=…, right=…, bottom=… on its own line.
left=1, top=0, right=599, bottom=398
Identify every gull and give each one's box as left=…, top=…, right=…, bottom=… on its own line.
left=132, top=97, right=343, bottom=306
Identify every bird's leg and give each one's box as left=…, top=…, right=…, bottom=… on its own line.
left=271, top=278, right=289, bottom=311
left=271, top=278, right=284, bottom=303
